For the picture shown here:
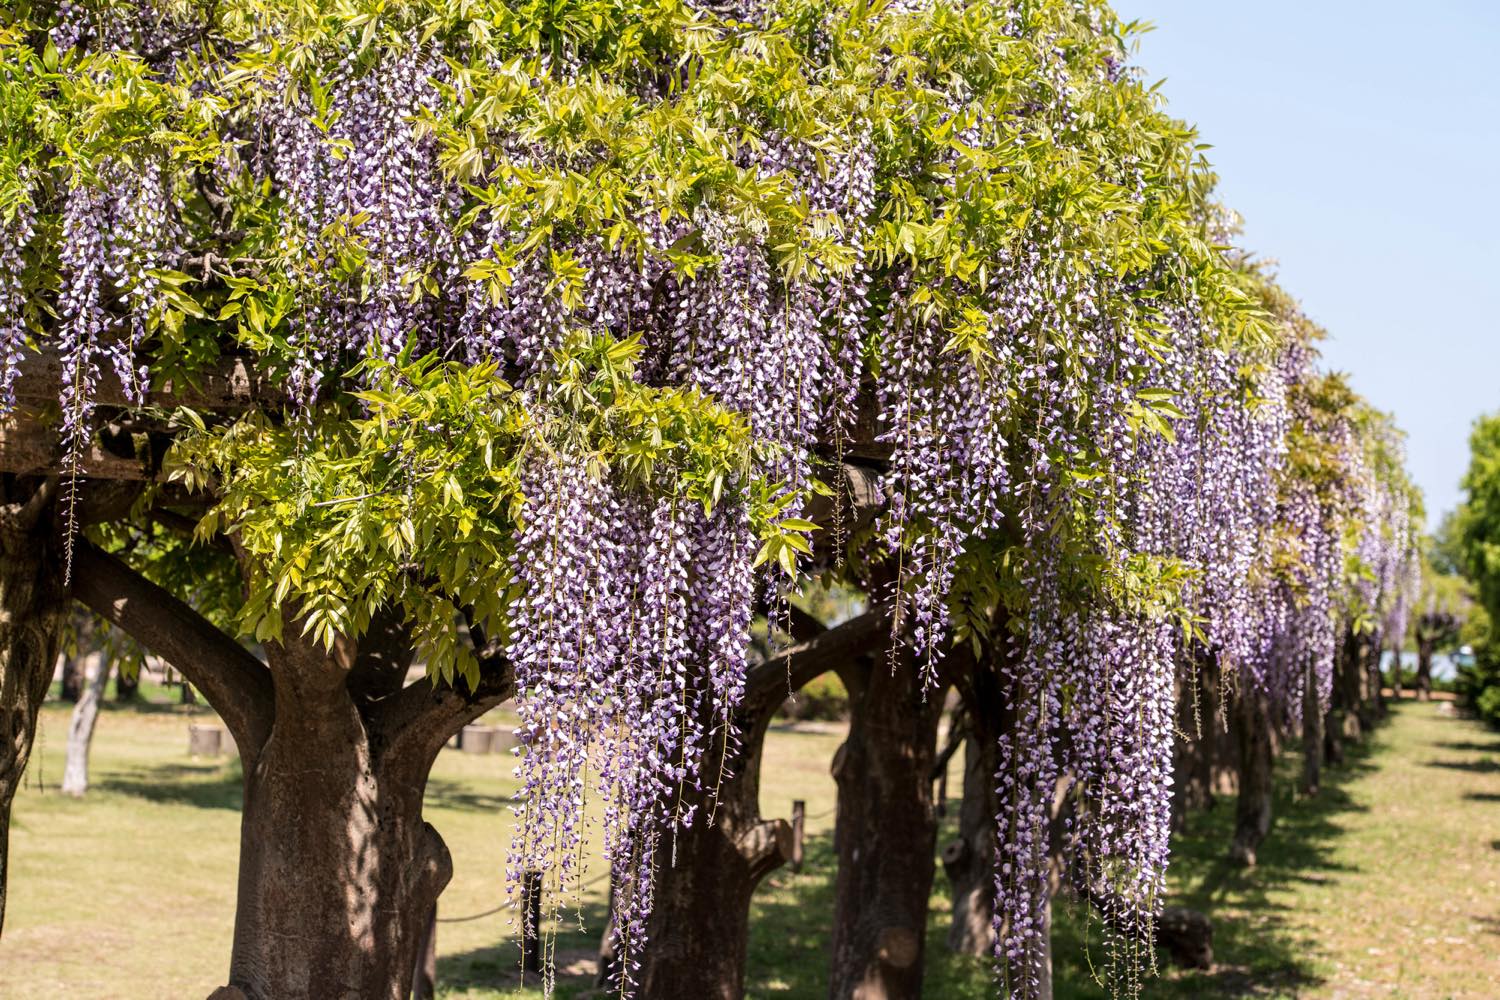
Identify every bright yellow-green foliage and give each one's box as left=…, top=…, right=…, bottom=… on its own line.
left=169, top=333, right=803, bottom=685
left=0, top=0, right=1331, bottom=677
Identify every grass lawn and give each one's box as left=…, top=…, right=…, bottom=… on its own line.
left=3, top=689, right=1497, bottom=998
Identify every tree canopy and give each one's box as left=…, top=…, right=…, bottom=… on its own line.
left=0, top=2, right=1423, bottom=996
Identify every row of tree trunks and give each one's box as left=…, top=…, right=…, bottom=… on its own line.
left=638, top=613, right=979, bottom=1000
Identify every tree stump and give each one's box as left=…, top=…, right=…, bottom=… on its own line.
left=189, top=724, right=223, bottom=757
left=459, top=725, right=493, bottom=753
left=1156, top=907, right=1213, bottom=970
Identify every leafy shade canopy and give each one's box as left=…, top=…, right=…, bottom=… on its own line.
left=0, top=1, right=1421, bottom=995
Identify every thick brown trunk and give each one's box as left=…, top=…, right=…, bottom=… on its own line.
left=829, top=650, right=945, bottom=1000
left=638, top=737, right=792, bottom=1000
left=638, top=613, right=884, bottom=999
left=1325, top=628, right=1362, bottom=764
left=226, top=658, right=452, bottom=1000
left=944, top=651, right=1006, bottom=958
left=72, top=545, right=511, bottom=1000
left=1416, top=640, right=1434, bottom=701
left=60, top=651, right=109, bottom=796
left=942, top=732, right=997, bottom=956
left=0, top=478, right=65, bottom=937
left=1300, top=661, right=1322, bottom=797
left=1228, top=688, right=1273, bottom=867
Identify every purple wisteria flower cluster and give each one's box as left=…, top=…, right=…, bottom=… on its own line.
left=0, top=6, right=1424, bottom=999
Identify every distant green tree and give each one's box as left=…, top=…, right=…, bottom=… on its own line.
left=1455, top=414, right=1500, bottom=724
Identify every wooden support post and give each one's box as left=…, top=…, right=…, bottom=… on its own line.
left=411, top=903, right=437, bottom=1000
left=522, top=869, right=543, bottom=974
left=790, top=799, right=806, bottom=873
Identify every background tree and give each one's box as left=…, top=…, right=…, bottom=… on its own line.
left=1455, top=414, right=1500, bottom=725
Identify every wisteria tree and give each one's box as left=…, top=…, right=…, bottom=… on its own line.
left=0, top=2, right=1421, bottom=999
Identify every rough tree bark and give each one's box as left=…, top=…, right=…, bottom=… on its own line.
left=828, top=646, right=947, bottom=1000
left=637, top=612, right=885, bottom=1000
left=0, top=475, right=65, bottom=937
left=942, top=652, right=1002, bottom=957
left=1171, top=647, right=1225, bottom=826
left=941, top=730, right=997, bottom=957
left=1300, top=660, right=1322, bottom=798
left=1415, top=635, right=1434, bottom=701
left=59, top=653, right=83, bottom=702
left=1325, top=627, right=1362, bottom=765
left=60, top=650, right=109, bottom=797
left=1228, top=687, right=1274, bottom=867
left=73, top=543, right=511, bottom=999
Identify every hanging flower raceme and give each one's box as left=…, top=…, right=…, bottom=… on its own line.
left=0, top=4, right=1428, bottom=1000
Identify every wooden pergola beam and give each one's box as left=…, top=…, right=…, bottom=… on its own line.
left=2, top=349, right=893, bottom=485
left=12, top=350, right=275, bottom=412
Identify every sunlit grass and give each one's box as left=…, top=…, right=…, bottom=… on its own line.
left=4, top=697, right=1497, bottom=998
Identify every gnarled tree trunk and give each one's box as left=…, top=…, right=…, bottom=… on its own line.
left=59, top=653, right=83, bottom=703
left=0, top=476, right=65, bottom=937
left=60, top=651, right=109, bottom=797
left=942, top=649, right=1005, bottom=958
left=828, top=648, right=946, bottom=1000
left=1228, top=687, right=1273, bottom=867
left=1415, top=636, right=1434, bottom=701
left=73, top=543, right=510, bottom=999
left=638, top=612, right=884, bottom=999
left=1300, top=660, right=1322, bottom=797
left=942, top=730, right=997, bottom=956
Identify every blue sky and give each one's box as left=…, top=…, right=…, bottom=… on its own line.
left=1111, top=0, right=1500, bottom=523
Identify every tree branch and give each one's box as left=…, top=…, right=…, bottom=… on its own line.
left=70, top=542, right=274, bottom=757
left=743, top=611, right=886, bottom=718
left=347, top=605, right=416, bottom=711
left=375, top=668, right=513, bottom=788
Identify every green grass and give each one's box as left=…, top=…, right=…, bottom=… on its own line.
left=4, top=698, right=1497, bottom=998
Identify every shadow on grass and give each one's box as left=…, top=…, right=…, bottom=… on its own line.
left=1466, top=791, right=1500, bottom=804
left=1432, top=739, right=1500, bottom=754
left=1055, top=728, right=1390, bottom=999
left=1424, top=757, right=1500, bottom=774
left=731, top=728, right=1391, bottom=1000
left=94, top=760, right=243, bottom=810
left=435, top=896, right=608, bottom=1000
left=424, top=778, right=519, bottom=814
left=743, top=834, right=843, bottom=998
